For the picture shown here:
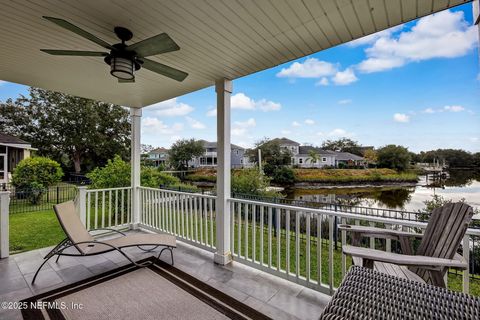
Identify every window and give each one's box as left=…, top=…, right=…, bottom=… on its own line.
left=299, top=158, right=303, bottom=164
left=322, top=157, right=327, bottom=162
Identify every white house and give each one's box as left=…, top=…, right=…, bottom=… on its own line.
left=189, top=140, right=248, bottom=169
left=0, top=133, right=36, bottom=184
left=146, top=147, right=169, bottom=167
left=270, top=138, right=365, bottom=168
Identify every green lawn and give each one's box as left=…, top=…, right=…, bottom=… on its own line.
left=9, top=209, right=480, bottom=296
left=9, top=209, right=65, bottom=253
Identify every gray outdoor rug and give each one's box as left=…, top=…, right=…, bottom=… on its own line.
left=21, top=257, right=271, bottom=320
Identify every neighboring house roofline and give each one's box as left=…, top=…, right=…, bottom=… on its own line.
left=270, top=137, right=300, bottom=146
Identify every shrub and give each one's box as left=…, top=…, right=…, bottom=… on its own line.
left=12, top=157, right=63, bottom=204
left=87, top=155, right=196, bottom=190
left=270, top=166, right=295, bottom=185
left=232, top=168, right=279, bottom=197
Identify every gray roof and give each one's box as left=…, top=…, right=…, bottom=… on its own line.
left=270, top=137, right=300, bottom=146
left=199, top=140, right=244, bottom=150
left=148, top=147, right=169, bottom=154
left=298, top=146, right=335, bottom=156
left=0, top=133, right=30, bottom=145
left=334, top=152, right=364, bottom=161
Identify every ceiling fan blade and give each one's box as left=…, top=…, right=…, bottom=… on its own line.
left=40, top=49, right=108, bottom=56
left=118, top=78, right=135, bottom=83
left=141, top=58, right=188, bottom=82
left=43, top=16, right=113, bottom=50
left=126, top=33, right=180, bottom=57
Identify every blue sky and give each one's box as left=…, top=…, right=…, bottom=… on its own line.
left=1, top=4, right=479, bottom=152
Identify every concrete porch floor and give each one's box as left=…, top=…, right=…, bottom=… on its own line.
left=0, top=230, right=330, bottom=320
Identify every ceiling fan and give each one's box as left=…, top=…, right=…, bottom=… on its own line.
left=40, top=16, right=188, bottom=83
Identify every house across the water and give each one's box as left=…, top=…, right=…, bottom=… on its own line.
left=0, top=133, right=36, bottom=184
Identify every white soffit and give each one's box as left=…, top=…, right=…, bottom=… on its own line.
left=0, top=0, right=471, bottom=108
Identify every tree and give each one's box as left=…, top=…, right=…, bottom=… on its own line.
left=0, top=87, right=130, bottom=173
left=12, top=157, right=64, bottom=204
left=363, top=149, right=378, bottom=165
left=249, top=139, right=292, bottom=166
left=416, top=149, right=474, bottom=168
left=321, top=138, right=362, bottom=156
left=306, top=150, right=320, bottom=164
left=168, top=139, right=204, bottom=170
left=377, top=145, right=411, bottom=171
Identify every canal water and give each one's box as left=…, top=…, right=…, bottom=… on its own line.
left=284, top=170, right=480, bottom=213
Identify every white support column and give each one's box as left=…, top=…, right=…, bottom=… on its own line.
left=0, top=191, right=10, bottom=258
left=214, top=79, right=233, bottom=265
left=131, top=108, right=142, bottom=229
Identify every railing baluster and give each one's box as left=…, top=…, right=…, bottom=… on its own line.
left=295, top=211, right=300, bottom=279
left=181, top=194, right=186, bottom=238
left=252, top=204, right=256, bottom=263
left=102, top=191, right=105, bottom=228
left=369, top=221, right=375, bottom=249
left=108, top=190, right=112, bottom=227
left=94, top=191, right=98, bottom=229
left=329, top=215, right=334, bottom=294
left=210, top=198, right=214, bottom=247
left=286, top=209, right=290, bottom=275
left=276, top=208, right=281, bottom=272
left=121, top=189, right=125, bottom=226
left=172, top=193, right=176, bottom=235
left=237, top=202, right=242, bottom=257
left=115, top=189, right=118, bottom=227
left=341, top=217, right=346, bottom=279
left=200, top=198, right=204, bottom=244
left=268, top=206, right=272, bottom=269
left=230, top=201, right=235, bottom=254
left=306, top=212, right=311, bottom=283
left=260, top=205, right=264, bottom=266
left=317, top=214, right=322, bottom=287
left=194, top=196, right=199, bottom=243
left=244, top=203, right=249, bottom=260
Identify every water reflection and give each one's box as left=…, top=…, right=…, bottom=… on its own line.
left=285, top=170, right=480, bottom=212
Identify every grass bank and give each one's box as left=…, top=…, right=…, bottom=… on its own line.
left=294, top=168, right=418, bottom=184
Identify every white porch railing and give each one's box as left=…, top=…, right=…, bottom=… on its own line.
left=73, top=186, right=480, bottom=296
left=138, top=187, right=217, bottom=252
left=82, top=187, right=133, bottom=231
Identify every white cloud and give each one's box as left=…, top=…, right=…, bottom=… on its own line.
left=332, top=68, right=358, bottom=85
left=231, top=93, right=281, bottom=112
left=142, top=117, right=184, bottom=135
left=469, top=137, right=479, bottom=143
left=276, top=58, right=337, bottom=78
left=444, top=105, right=465, bottom=112
left=232, top=118, right=256, bottom=136
left=328, top=128, right=353, bottom=137
left=315, top=77, right=329, bottom=86
left=186, top=117, right=206, bottom=129
left=146, top=98, right=194, bottom=117
left=347, top=25, right=403, bottom=47
left=422, top=108, right=435, bottom=114
left=231, top=93, right=255, bottom=110
left=393, top=113, right=410, bottom=123
left=304, top=119, right=315, bottom=125
left=0, top=80, right=5, bottom=86
left=338, top=99, right=352, bottom=105
left=357, top=10, right=478, bottom=73
left=292, top=121, right=301, bottom=127
left=256, top=99, right=281, bottom=111
left=281, top=130, right=291, bottom=135
left=316, top=131, right=324, bottom=136
left=206, top=107, right=216, bottom=117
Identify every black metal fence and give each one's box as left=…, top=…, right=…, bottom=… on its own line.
left=3, top=184, right=78, bottom=214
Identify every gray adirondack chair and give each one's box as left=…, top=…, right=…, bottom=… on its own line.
left=340, top=202, right=473, bottom=288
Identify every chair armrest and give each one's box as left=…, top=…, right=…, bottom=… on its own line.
left=343, top=245, right=468, bottom=271
left=339, top=224, right=423, bottom=240
left=88, top=228, right=126, bottom=236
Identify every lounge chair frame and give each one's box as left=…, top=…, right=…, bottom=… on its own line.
left=32, top=202, right=175, bottom=284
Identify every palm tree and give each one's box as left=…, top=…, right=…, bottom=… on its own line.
left=306, top=149, right=320, bottom=165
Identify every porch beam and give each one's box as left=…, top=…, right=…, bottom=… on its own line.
left=131, top=108, right=142, bottom=229
left=214, top=78, right=233, bottom=265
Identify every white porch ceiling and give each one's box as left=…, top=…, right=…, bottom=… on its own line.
left=0, top=0, right=472, bottom=108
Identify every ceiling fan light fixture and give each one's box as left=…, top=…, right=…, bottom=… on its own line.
left=110, top=56, right=134, bottom=80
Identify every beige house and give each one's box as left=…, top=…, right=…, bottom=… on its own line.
left=0, top=133, right=35, bottom=184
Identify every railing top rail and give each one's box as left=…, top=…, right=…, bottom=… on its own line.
left=227, top=197, right=480, bottom=237
left=86, top=186, right=132, bottom=192
left=139, top=186, right=217, bottom=199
